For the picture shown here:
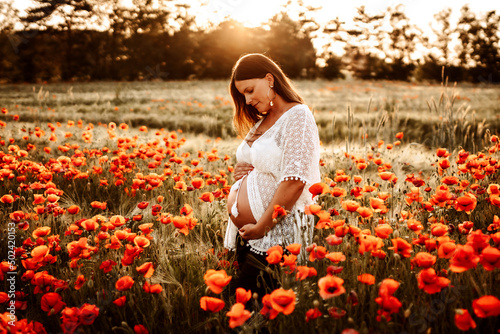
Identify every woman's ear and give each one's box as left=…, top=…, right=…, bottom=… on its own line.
left=265, top=73, right=274, bottom=87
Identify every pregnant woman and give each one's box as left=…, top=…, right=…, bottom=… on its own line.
left=224, top=53, right=321, bottom=298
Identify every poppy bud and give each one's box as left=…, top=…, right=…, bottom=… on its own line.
left=252, top=292, right=259, bottom=300
left=313, top=300, right=320, bottom=308
left=393, top=230, right=400, bottom=238
left=393, top=253, right=401, bottom=261
left=265, top=267, right=273, bottom=274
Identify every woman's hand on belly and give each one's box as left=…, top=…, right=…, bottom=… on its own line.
left=239, top=223, right=265, bottom=240
left=234, top=162, right=254, bottom=181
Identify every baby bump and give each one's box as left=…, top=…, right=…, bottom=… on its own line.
left=227, top=176, right=257, bottom=229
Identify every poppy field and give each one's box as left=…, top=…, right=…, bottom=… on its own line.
left=0, top=80, right=500, bottom=333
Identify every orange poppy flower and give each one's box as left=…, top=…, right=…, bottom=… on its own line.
left=449, top=244, right=479, bottom=273
left=269, top=288, right=296, bottom=315
left=200, top=296, right=225, bottom=312
left=90, top=201, right=107, bottom=210
left=295, top=266, right=317, bottom=281
left=417, top=268, right=450, bottom=294
left=437, top=241, right=456, bottom=259
left=136, top=262, right=155, bottom=278
left=113, top=296, right=126, bottom=307
left=438, top=158, right=451, bottom=169
left=305, top=204, right=322, bottom=215
left=227, top=303, right=251, bottom=328
left=454, top=309, right=476, bottom=331
left=412, top=252, right=436, bottom=268
left=286, top=243, right=301, bottom=255
left=110, top=215, right=126, bottom=227
left=272, top=205, right=287, bottom=219
left=74, top=275, right=86, bottom=290
left=266, top=245, right=283, bottom=264
left=115, top=276, right=134, bottom=291
left=325, top=252, right=346, bottom=264
left=374, top=224, right=393, bottom=239
left=235, top=288, right=252, bottom=304
left=436, top=148, right=450, bottom=157
left=41, top=292, right=66, bottom=315
left=31, top=245, right=49, bottom=262
left=1, top=194, right=15, bottom=204
left=341, top=200, right=360, bottom=213
left=389, top=238, right=412, bottom=258
left=204, top=269, right=231, bottom=294
left=357, top=273, right=375, bottom=285
left=32, top=226, right=51, bottom=239
left=67, top=205, right=80, bottom=215
left=454, top=193, right=477, bottom=213
left=143, top=281, right=163, bottom=294
left=479, top=246, right=500, bottom=271
left=472, top=295, right=500, bottom=318
left=326, top=234, right=343, bottom=245
left=318, top=275, right=345, bottom=299
left=99, top=259, right=117, bottom=273
left=430, top=223, right=448, bottom=236
left=308, top=244, right=327, bottom=262
left=356, top=206, right=373, bottom=219
left=133, top=236, right=150, bottom=248
left=309, top=182, right=330, bottom=198
left=199, top=192, right=214, bottom=203
left=191, top=178, right=204, bottom=189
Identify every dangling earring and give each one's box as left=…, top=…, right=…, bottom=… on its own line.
left=267, top=85, right=274, bottom=107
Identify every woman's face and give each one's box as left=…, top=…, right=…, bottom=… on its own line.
left=234, top=75, right=273, bottom=114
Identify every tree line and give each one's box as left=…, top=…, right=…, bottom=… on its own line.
left=0, top=0, right=499, bottom=83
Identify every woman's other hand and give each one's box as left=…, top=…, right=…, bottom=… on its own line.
left=234, top=162, right=254, bottom=181
left=239, top=224, right=265, bottom=240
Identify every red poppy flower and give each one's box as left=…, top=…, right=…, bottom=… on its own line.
left=113, top=296, right=126, bottom=307
left=137, top=201, right=149, bottom=209
left=286, top=243, right=301, bottom=255
left=199, top=192, right=214, bottom=203
left=79, top=303, right=99, bottom=325
left=454, top=309, right=476, bottom=331
left=67, top=205, right=80, bottom=215
left=449, top=244, right=479, bottom=273
left=235, top=288, right=252, bottom=304
left=115, top=276, right=135, bottom=291
left=472, top=295, right=500, bottom=318
left=341, top=200, right=360, bottom=213
left=417, top=268, right=450, bottom=294
left=412, top=252, right=436, bottom=268
left=325, top=252, right=346, bottom=263
left=266, top=245, right=283, bottom=264
left=0, top=194, right=14, bottom=204
left=272, top=205, right=287, bottom=219
left=191, top=178, right=204, bottom=189
left=200, top=296, right=225, bottom=312
left=374, top=224, right=393, bottom=239
left=454, top=193, right=477, bottom=213
left=295, top=266, right=317, bottom=281
left=309, top=182, right=330, bottom=198
left=136, top=262, right=155, bottom=278
left=269, top=288, right=296, bottom=315
left=143, top=281, right=163, bottom=294
left=74, top=275, right=86, bottom=290
left=226, top=303, right=251, bottom=328
left=318, top=275, right=345, bottom=299
left=306, top=308, right=322, bottom=322
left=357, top=273, right=375, bottom=285
left=389, top=238, right=412, bottom=258
left=479, top=246, right=500, bottom=271
left=41, top=292, right=66, bottom=315
left=204, top=269, right=231, bottom=294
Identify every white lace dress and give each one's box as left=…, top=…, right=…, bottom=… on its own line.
left=224, top=104, right=321, bottom=256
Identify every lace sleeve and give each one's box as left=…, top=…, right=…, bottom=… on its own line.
left=279, top=106, right=320, bottom=184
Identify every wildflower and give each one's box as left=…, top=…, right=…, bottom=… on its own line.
left=374, top=224, right=393, bottom=239
left=41, top=292, right=66, bottom=315
left=236, top=288, right=252, bottom=304
left=417, top=268, right=450, bottom=294
left=143, top=281, right=162, bottom=294
left=272, top=205, right=287, bottom=219
left=472, top=295, right=500, bottom=318
left=412, top=252, right=436, bottom=268
left=454, top=193, right=477, bottom=213
left=389, top=238, right=412, bottom=258
left=341, top=200, right=360, bottom=212
left=357, top=273, right=375, bottom=285
left=74, top=275, right=86, bottom=290
left=227, top=303, right=251, bottom=328
left=449, top=245, right=479, bottom=273
left=200, top=296, right=225, bottom=312
left=113, top=296, right=126, bottom=307
left=318, top=275, right=345, bottom=299
left=309, top=182, right=330, bottom=198
left=137, top=201, right=149, bottom=209
left=204, top=269, right=231, bottom=294
left=115, top=276, right=135, bottom=291
left=479, top=246, right=500, bottom=271
left=0, top=194, right=14, bottom=204
left=199, top=192, right=214, bottom=203
left=269, top=288, right=296, bottom=315
left=437, top=241, right=456, bottom=259
left=306, top=308, right=322, bottom=322
left=295, top=266, right=317, bottom=281
left=136, top=262, right=155, bottom=278
left=261, top=294, right=280, bottom=319
left=325, top=252, right=346, bottom=263
left=454, top=309, right=476, bottom=331
left=286, top=243, right=301, bottom=255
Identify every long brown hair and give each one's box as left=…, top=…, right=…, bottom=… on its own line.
left=229, top=53, right=304, bottom=137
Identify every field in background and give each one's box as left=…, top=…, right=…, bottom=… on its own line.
left=1, top=79, right=499, bottom=151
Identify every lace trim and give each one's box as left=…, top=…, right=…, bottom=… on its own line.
left=279, top=175, right=308, bottom=184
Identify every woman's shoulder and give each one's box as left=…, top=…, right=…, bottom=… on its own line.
left=284, top=104, right=315, bottom=122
